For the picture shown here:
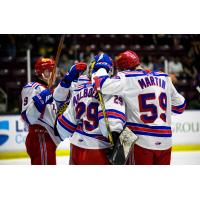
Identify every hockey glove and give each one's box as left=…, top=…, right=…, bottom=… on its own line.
left=61, top=62, right=87, bottom=87
left=105, top=131, right=120, bottom=161
left=93, top=53, right=113, bottom=73
left=32, top=89, right=53, bottom=113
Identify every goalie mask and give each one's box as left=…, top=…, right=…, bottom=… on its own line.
left=115, top=50, right=140, bottom=70
left=35, top=58, right=55, bottom=76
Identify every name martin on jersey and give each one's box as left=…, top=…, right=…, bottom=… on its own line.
left=138, top=76, right=166, bottom=90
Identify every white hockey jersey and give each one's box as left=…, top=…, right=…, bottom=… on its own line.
left=93, top=68, right=186, bottom=150
left=56, top=82, right=126, bottom=149
left=53, top=75, right=90, bottom=104
left=21, top=82, right=61, bottom=146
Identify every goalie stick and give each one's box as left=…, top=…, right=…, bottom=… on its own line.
left=93, top=73, right=138, bottom=165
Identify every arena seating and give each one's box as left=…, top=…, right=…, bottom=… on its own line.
left=0, top=34, right=199, bottom=113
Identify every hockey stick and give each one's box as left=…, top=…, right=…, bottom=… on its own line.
left=48, top=35, right=65, bottom=88
left=91, top=63, right=114, bottom=145
left=97, top=90, right=114, bottom=145
left=93, top=75, right=138, bottom=164
left=93, top=78, right=114, bottom=145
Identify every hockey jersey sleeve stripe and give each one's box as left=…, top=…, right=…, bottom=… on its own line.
left=76, top=128, right=109, bottom=143
left=57, top=115, right=77, bottom=133
left=172, top=100, right=186, bottom=109
left=172, top=100, right=186, bottom=114
left=172, top=107, right=185, bottom=114
left=98, top=110, right=126, bottom=123
left=172, top=109, right=184, bottom=114
left=57, top=119, right=73, bottom=135
left=21, top=110, right=31, bottom=125
left=98, top=109, right=126, bottom=117
left=61, top=115, right=77, bottom=128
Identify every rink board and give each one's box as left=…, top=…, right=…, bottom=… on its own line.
left=0, top=111, right=200, bottom=159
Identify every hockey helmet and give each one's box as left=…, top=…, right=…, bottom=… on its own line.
left=115, top=50, right=140, bottom=70
left=87, top=53, right=114, bottom=79
left=35, top=58, right=55, bottom=75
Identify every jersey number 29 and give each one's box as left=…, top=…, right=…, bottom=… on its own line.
left=76, top=102, right=99, bottom=131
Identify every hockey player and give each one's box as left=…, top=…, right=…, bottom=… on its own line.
left=53, top=71, right=90, bottom=108
left=55, top=54, right=126, bottom=164
left=21, top=58, right=87, bottom=164
left=92, top=50, right=186, bottom=165
left=21, top=58, right=59, bottom=165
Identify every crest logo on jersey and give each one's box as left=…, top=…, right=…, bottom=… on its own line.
left=155, top=141, right=161, bottom=145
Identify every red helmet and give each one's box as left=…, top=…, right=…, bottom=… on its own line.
left=35, top=58, right=55, bottom=75
left=116, top=50, right=140, bottom=70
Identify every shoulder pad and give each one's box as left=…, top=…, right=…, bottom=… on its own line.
left=152, top=71, right=169, bottom=77
left=78, top=75, right=90, bottom=84
left=23, top=82, right=45, bottom=90
left=121, top=70, right=145, bottom=76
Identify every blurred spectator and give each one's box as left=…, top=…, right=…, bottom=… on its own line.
left=58, top=54, right=70, bottom=77
left=168, top=57, right=183, bottom=77
left=153, top=56, right=165, bottom=71
left=147, top=56, right=155, bottom=71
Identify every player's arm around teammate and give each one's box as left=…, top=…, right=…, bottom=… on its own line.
left=54, top=54, right=127, bottom=164
left=92, top=51, right=186, bottom=165
left=53, top=62, right=87, bottom=107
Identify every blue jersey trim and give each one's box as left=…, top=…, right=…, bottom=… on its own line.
left=99, top=115, right=126, bottom=123
left=173, top=100, right=186, bottom=109
left=23, top=82, right=36, bottom=89
left=61, top=115, right=77, bottom=129
left=76, top=129, right=109, bottom=142
left=133, top=131, right=172, bottom=137
left=57, top=119, right=74, bottom=134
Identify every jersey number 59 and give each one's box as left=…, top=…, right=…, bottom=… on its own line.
left=138, top=92, right=167, bottom=123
